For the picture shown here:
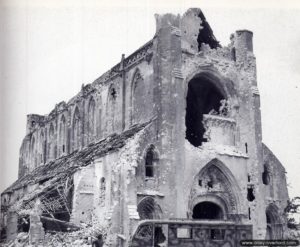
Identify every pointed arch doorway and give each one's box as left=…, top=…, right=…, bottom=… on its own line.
left=188, top=159, right=242, bottom=221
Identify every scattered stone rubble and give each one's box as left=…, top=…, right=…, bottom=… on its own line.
left=0, top=7, right=291, bottom=246
left=1, top=224, right=107, bottom=247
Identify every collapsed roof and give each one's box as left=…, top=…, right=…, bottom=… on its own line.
left=2, top=121, right=150, bottom=200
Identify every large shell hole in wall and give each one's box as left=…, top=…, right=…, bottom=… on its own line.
left=185, top=76, right=226, bottom=147
left=110, top=88, right=117, bottom=100
left=247, top=186, right=255, bottom=202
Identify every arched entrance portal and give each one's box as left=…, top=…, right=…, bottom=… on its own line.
left=265, top=205, right=283, bottom=239
left=188, top=159, right=242, bottom=221
left=192, top=202, right=224, bottom=220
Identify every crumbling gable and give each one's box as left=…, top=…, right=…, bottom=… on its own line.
left=0, top=7, right=290, bottom=246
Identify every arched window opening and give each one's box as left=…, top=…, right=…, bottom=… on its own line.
left=99, top=177, right=106, bottom=206
left=107, top=86, right=117, bottom=132
left=100, top=177, right=105, bottom=189
left=30, top=137, right=35, bottom=155
left=39, top=131, right=45, bottom=164
left=265, top=206, right=283, bottom=240
left=231, top=47, right=236, bottom=61
left=48, top=124, right=55, bottom=160
left=266, top=212, right=273, bottom=239
left=185, top=75, right=226, bottom=147
left=30, top=136, right=37, bottom=169
left=192, top=202, right=224, bottom=220
left=98, top=97, right=102, bottom=138
left=145, top=145, right=158, bottom=178
left=262, top=164, right=270, bottom=185
left=72, top=107, right=81, bottom=151
left=137, top=197, right=162, bottom=220
left=87, top=98, right=96, bottom=142
left=135, top=197, right=163, bottom=245
left=98, top=108, right=102, bottom=136
left=131, top=69, right=145, bottom=125
left=59, top=115, right=67, bottom=156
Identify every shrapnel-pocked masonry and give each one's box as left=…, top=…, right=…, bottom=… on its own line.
left=1, top=8, right=289, bottom=246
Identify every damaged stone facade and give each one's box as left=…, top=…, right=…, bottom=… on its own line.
left=1, top=8, right=289, bottom=246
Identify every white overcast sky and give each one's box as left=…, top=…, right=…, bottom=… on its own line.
left=0, top=0, right=300, bottom=198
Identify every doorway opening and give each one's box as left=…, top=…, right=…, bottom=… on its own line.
left=192, top=201, right=224, bottom=220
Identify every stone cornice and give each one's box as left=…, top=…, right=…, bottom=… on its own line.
left=203, top=114, right=236, bottom=128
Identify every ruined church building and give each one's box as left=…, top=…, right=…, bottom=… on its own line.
left=1, top=8, right=289, bottom=246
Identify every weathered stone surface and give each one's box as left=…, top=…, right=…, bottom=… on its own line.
left=1, top=7, right=289, bottom=247
left=29, top=200, right=45, bottom=245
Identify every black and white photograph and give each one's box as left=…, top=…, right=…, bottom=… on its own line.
left=0, top=0, right=300, bottom=246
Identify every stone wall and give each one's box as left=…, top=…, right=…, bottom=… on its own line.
left=18, top=41, right=155, bottom=178
left=1, top=8, right=290, bottom=245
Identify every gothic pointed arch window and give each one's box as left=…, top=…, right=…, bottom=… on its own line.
left=72, top=106, right=81, bottom=151
left=48, top=123, right=56, bottom=160
left=131, top=69, right=146, bottom=125
left=59, top=115, right=67, bottom=155
left=39, top=131, right=45, bottom=164
left=137, top=196, right=162, bottom=220
left=30, top=136, right=37, bottom=169
left=87, top=97, right=96, bottom=142
left=107, top=86, right=117, bottom=133
left=262, top=163, right=271, bottom=185
left=98, top=96, right=103, bottom=138
left=145, top=145, right=159, bottom=178
left=99, top=177, right=106, bottom=206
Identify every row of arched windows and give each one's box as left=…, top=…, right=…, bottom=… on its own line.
left=28, top=67, right=148, bottom=167
left=28, top=95, right=102, bottom=165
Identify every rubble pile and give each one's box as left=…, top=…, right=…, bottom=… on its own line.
left=45, top=231, right=91, bottom=246
left=0, top=232, right=29, bottom=247
left=0, top=226, right=107, bottom=247
left=44, top=225, right=106, bottom=247
left=3, top=121, right=151, bottom=216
